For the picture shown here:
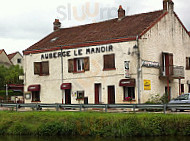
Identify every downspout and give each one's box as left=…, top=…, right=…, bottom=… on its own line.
left=61, top=48, right=64, bottom=104
left=136, top=35, right=141, bottom=104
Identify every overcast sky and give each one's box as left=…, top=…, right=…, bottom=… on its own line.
left=0, top=0, right=189, bottom=54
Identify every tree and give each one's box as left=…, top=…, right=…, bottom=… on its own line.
left=0, top=65, right=23, bottom=89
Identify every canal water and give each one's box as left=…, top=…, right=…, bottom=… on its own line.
left=0, top=136, right=190, bottom=141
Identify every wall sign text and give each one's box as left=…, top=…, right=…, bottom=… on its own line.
left=41, top=45, right=113, bottom=60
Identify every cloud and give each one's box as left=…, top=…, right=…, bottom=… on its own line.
left=0, top=0, right=189, bottom=54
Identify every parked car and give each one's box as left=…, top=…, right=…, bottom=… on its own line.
left=169, top=93, right=190, bottom=112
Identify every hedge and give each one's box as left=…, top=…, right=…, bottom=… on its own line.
left=0, top=111, right=190, bottom=137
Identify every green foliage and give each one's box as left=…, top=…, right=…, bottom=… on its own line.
left=0, top=112, right=190, bottom=137
left=0, top=90, right=23, bottom=99
left=0, top=65, right=23, bottom=89
left=145, top=94, right=162, bottom=104
left=145, top=93, right=169, bottom=104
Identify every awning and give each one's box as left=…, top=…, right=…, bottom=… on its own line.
left=60, top=83, right=72, bottom=90
left=119, top=79, right=135, bottom=87
left=28, top=85, right=41, bottom=91
left=8, top=84, right=24, bottom=92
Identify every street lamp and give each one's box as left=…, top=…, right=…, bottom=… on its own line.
left=133, top=36, right=141, bottom=104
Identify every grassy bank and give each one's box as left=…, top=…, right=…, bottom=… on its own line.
left=0, top=111, right=190, bottom=137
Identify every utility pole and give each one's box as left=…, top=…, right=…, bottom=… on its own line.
left=136, top=36, right=141, bottom=104
left=61, top=48, right=64, bottom=104
left=5, top=84, right=8, bottom=102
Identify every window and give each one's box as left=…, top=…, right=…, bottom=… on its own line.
left=103, top=54, right=115, bottom=70
left=77, top=58, right=84, bottom=72
left=186, top=57, right=190, bottom=70
left=34, top=61, right=49, bottom=76
left=68, top=57, right=89, bottom=73
left=17, top=59, right=21, bottom=64
left=181, top=84, right=184, bottom=94
left=188, top=84, right=190, bottom=93
left=77, top=91, right=84, bottom=99
left=32, top=91, right=40, bottom=102
left=123, top=87, right=135, bottom=100
left=162, top=52, right=173, bottom=76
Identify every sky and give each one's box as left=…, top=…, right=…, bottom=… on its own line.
left=0, top=0, right=189, bottom=55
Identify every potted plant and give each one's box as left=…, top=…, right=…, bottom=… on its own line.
left=125, top=97, right=132, bottom=104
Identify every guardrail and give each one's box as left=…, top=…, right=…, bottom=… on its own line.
left=1, top=103, right=190, bottom=114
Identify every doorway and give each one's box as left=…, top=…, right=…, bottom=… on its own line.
left=165, top=86, right=171, bottom=101
left=95, top=84, right=101, bottom=104
left=108, top=86, right=115, bottom=104
left=65, top=89, right=71, bottom=104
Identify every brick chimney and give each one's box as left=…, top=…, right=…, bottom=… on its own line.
left=163, top=0, right=174, bottom=12
left=53, top=19, right=61, bottom=31
left=168, top=0, right=174, bottom=12
left=163, top=0, right=168, bottom=12
left=118, top=5, right=125, bottom=21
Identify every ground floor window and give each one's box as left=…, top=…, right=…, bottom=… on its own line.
left=123, top=87, right=135, bottom=100
left=32, top=91, right=40, bottom=102
left=77, top=91, right=84, bottom=99
left=188, top=84, right=190, bottom=93
left=181, top=84, right=184, bottom=94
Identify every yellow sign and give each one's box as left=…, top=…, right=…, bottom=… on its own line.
left=144, top=80, right=151, bottom=90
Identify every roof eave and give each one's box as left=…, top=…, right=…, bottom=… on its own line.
left=23, top=37, right=137, bottom=55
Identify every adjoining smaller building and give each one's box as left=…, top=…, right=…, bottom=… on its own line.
left=8, top=52, right=23, bottom=68
left=0, top=49, right=12, bottom=67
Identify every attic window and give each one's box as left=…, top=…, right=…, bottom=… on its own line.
left=50, top=37, right=58, bottom=42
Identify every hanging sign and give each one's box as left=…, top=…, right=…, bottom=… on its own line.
left=124, top=61, right=130, bottom=78
left=142, top=60, right=159, bottom=68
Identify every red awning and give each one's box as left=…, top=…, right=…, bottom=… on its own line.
left=60, top=83, right=71, bottom=90
left=119, top=79, right=135, bottom=87
left=28, top=85, right=41, bottom=91
left=8, top=84, right=24, bottom=92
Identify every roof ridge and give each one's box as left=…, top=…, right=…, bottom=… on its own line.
left=58, top=10, right=164, bottom=30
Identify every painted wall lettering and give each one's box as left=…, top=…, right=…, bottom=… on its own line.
left=41, top=45, right=113, bottom=60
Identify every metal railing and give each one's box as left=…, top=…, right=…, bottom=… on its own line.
left=1, top=103, right=190, bottom=114
left=160, top=65, right=184, bottom=78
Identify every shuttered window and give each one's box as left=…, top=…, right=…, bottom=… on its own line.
left=68, top=57, right=89, bottom=73
left=34, top=62, right=41, bottom=75
left=186, top=57, right=190, bottom=70
left=104, top=54, right=115, bottom=70
left=34, top=61, right=49, bottom=75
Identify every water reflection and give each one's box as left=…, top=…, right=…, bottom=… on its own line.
left=0, top=136, right=190, bottom=141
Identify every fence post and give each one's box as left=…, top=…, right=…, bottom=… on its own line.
left=36, top=104, right=38, bottom=111
left=133, top=104, right=136, bottom=113
left=56, top=104, right=59, bottom=111
left=16, top=104, right=18, bottom=112
left=163, top=104, right=167, bottom=114
left=80, top=104, right=82, bottom=112
left=105, top=105, right=108, bottom=112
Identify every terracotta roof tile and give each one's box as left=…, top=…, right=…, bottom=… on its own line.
left=24, top=10, right=165, bottom=54
left=8, top=52, right=18, bottom=60
left=0, top=49, right=4, bottom=54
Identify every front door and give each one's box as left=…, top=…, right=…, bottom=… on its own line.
left=108, top=86, right=115, bottom=104
left=65, top=89, right=71, bottom=104
left=95, top=84, right=101, bottom=104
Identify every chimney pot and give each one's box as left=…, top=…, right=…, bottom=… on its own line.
left=53, top=19, right=61, bottom=31
left=163, top=0, right=168, bottom=12
left=118, top=5, right=125, bottom=21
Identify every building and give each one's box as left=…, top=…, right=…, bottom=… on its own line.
left=23, top=0, right=190, bottom=104
left=8, top=52, right=23, bottom=68
left=0, top=49, right=12, bottom=67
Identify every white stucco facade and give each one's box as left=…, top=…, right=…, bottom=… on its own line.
left=23, top=9, right=190, bottom=104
